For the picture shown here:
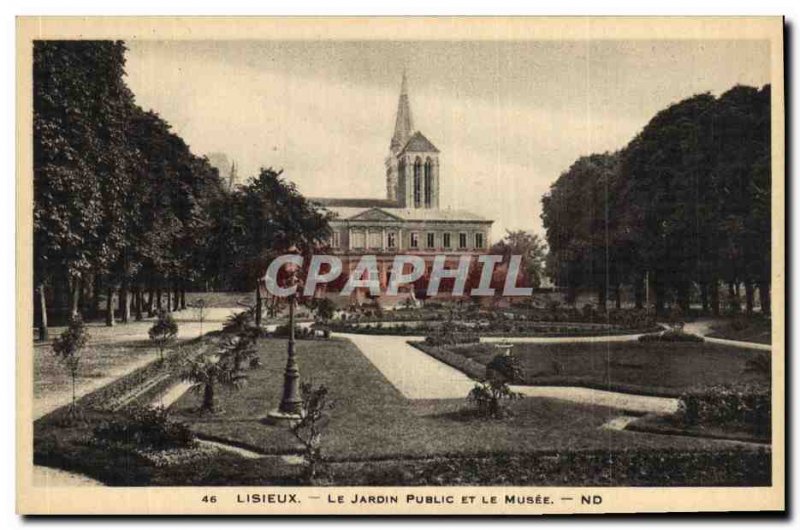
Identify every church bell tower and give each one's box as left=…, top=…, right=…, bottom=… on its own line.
left=385, top=71, right=440, bottom=209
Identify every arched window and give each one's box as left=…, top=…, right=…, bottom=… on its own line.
left=424, top=158, right=433, bottom=208
left=413, top=157, right=422, bottom=208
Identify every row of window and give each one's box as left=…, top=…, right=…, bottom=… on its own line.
left=332, top=230, right=484, bottom=250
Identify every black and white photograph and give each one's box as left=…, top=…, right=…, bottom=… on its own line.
left=14, top=16, right=785, bottom=515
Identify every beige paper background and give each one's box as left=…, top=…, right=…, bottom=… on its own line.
left=15, top=16, right=785, bottom=515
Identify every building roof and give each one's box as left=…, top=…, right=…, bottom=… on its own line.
left=390, top=71, right=414, bottom=152
left=311, top=197, right=398, bottom=208
left=324, top=205, right=491, bottom=223
left=400, top=131, right=439, bottom=154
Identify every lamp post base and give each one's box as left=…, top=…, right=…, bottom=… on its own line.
left=265, top=409, right=303, bottom=425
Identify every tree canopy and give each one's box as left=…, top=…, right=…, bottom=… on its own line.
left=542, top=85, right=771, bottom=314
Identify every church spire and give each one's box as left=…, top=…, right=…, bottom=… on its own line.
left=390, top=70, right=414, bottom=152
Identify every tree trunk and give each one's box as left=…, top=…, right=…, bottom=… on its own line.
left=634, top=275, right=644, bottom=309
left=596, top=282, right=607, bottom=311
left=700, top=283, right=709, bottom=313
left=255, top=285, right=262, bottom=328
left=710, top=281, right=720, bottom=316
left=677, top=283, right=691, bottom=314
left=37, top=283, right=48, bottom=341
left=614, top=284, right=621, bottom=309
left=202, top=383, right=215, bottom=412
left=69, top=276, right=81, bottom=318
left=173, top=285, right=180, bottom=312
left=758, top=282, right=771, bottom=316
left=180, top=288, right=186, bottom=310
left=745, top=283, right=755, bottom=315
left=165, top=288, right=172, bottom=313
left=120, top=280, right=130, bottom=323
left=105, top=287, right=115, bottom=326
left=146, top=289, right=154, bottom=317
left=91, top=274, right=101, bottom=319
left=156, top=288, right=163, bottom=311
left=134, top=287, right=143, bottom=321
left=728, top=282, right=738, bottom=313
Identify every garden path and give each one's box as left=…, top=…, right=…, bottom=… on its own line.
left=682, top=319, right=772, bottom=351
left=336, top=332, right=679, bottom=414
left=34, top=307, right=242, bottom=421
left=32, top=465, right=105, bottom=487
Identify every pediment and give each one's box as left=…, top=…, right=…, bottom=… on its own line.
left=349, top=208, right=403, bottom=222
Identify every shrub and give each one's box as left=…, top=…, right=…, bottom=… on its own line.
left=346, top=447, right=770, bottom=487
left=149, top=309, right=178, bottom=363
left=485, top=351, right=524, bottom=383
left=639, top=329, right=704, bottom=342
left=679, top=383, right=771, bottom=435
left=424, top=332, right=480, bottom=347
left=52, top=315, right=90, bottom=416
left=467, top=352, right=524, bottom=419
left=92, top=406, right=194, bottom=450
left=745, top=351, right=771, bottom=376
left=290, top=381, right=334, bottom=483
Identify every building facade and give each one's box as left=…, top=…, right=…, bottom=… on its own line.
left=313, top=72, right=493, bottom=303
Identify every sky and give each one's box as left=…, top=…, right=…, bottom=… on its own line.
left=124, top=39, right=770, bottom=240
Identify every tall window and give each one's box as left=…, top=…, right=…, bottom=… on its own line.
left=368, top=230, right=382, bottom=249
left=426, top=232, right=435, bottom=248
left=352, top=230, right=366, bottom=249
left=424, top=158, right=433, bottom=208
left=410, top=232, right=419, bottom=249
left=443, top=232, right=451, bottom=248
left=475, top=232, right=484, bottom=249
left=413, top=157, right=422, bottom=208
left=387, top=232, right=397, bottom=249
left=459, top=232, right=467, bottom=249
left=331, top=231, right=340, bottom=248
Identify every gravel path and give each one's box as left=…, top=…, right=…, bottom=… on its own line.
left=337, top=332, right=679, bottom=413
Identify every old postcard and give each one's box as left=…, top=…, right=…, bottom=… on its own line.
left=16, top=16, right=785, bottom=514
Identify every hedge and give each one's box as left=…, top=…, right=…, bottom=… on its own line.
left=409, top=342, right=486, bottom=381
left=679, top=383, right=771, bottom=435
left=331, top=447, right=771, bottom=487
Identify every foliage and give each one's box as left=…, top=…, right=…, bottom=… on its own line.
left=344, top=447, right=771, bottom=487
left=424, top=331, right=480, bottom=346
left=679, top=383, right=771, bottom=435
left=181, top=354, right=246, bottom=413
left=490, top=230, right=548, bottom=288
left=309, top=297, right=336, bottom=322
left=33, top=41, right=332, bottom=338
left=189, top=299, right=208, bottom=336
left=148, top=309, right=178, bottom=362
left=467, top=352, right=524, bottom=418
left=218, top=329, right=259, bottom=372
left=290, top=382, right=334, bottom=482
left=541, top=85, right=771, bottom=315
left=52, top=315, right=90, bottom=413
left=745, top=351, right=771, bottom=376
left=92, top=405, right=194, bottom=450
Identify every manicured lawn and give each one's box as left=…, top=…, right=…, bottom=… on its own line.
left=708, top=316, right=772, bottom=345
left=34, top=333, right=771, bottom=486
left=170, top=337, right=747, bottom=461
left=430, top=341, right=769, bottom=397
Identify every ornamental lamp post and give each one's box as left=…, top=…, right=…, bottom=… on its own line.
left=267, top=247, right=304, bottom=423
